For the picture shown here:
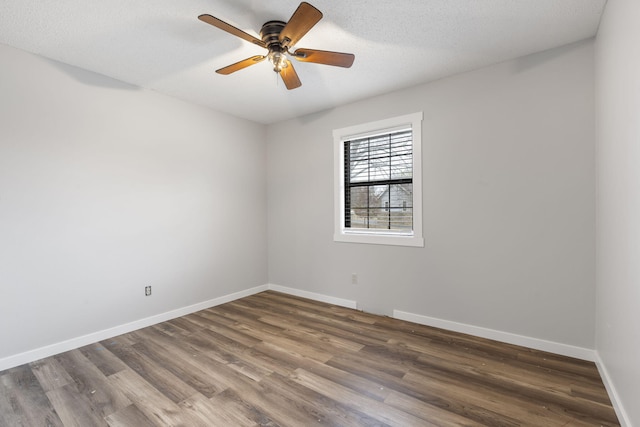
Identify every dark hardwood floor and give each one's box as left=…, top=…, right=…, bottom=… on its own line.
left=0, top=291, right=619, bottom=426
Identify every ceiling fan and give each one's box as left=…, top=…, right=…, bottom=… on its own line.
left=198, top=2, right=355, bottom=90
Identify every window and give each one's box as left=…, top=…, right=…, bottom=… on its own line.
left=334, top=112, right=424, bottom=247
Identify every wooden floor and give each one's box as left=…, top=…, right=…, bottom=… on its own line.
left=0, top=291, right=619, bottom=426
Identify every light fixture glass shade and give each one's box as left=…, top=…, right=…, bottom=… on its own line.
left=269, top=51, right=288, bottom=72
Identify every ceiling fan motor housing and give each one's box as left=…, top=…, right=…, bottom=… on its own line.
left=260, top=21, right=287, bottom=51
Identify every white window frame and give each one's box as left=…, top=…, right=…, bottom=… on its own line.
left=333, top=112, right=424, bottom=247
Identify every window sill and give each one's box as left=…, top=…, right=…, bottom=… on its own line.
left=334, top=231, right=424, bottom=247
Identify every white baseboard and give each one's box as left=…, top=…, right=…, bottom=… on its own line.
left=594, top=353, right=632, bottom=427
left=0, top=284, right=268, bottom=372
left=267, top=284, right=358, bottom=309
left=393, top=309, right=596, bottom=362
left=0, top=283, right=598, bottom=374
left=264, top=286, right=597, bottom=362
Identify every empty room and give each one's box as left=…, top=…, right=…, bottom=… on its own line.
left=0, top=0, right=638, bottom=426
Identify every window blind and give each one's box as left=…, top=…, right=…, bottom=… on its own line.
left=343, top=129, right=413, bottom=231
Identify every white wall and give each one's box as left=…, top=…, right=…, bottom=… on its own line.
left=595, top=0, right=640, bottom=424
left=0, top=44, right=267, bottom=363
left=267, top=40, right=595, bottom=350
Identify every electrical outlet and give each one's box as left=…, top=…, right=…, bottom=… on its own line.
left=351, top=273, right=358, bottom=285
left=145, top=286, right=152, bottom=296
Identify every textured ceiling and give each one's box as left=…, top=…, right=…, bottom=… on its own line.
left=0, top=0, right=606, bottom=124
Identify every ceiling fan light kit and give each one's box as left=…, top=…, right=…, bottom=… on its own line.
left=198, top=2, right=355, bottom=90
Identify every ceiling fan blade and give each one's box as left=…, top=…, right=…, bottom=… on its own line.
left=279, top=2, right=322, bottom=48
left=198, top=14, right=266, bottom=48
left=293, top=48, right=355, bottom=68
left=216, top=55, right=266, bottom=75
left=280, top=60, right=302, bottom=90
